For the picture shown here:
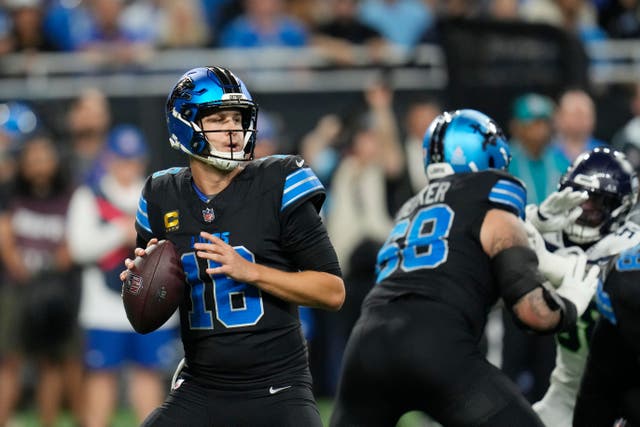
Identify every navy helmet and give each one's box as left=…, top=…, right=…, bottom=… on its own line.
left=559, top=147, right=638, bottom=243
left=166, top=66, right=258, bottom=170
left=423, top=109, right=510, bottom=180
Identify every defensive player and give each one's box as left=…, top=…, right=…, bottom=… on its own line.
left=120, top=66, right=345, bottom=426
left=330, top=109, right=599, bottom=427
left=573, top=243, right=640, bottom=426
left=527, top=147, right=640, bottom=427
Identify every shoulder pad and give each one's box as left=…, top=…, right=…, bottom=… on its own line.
left=135, top=168, right=186, bottom=239
left=151, top=167, right=185, bottom=180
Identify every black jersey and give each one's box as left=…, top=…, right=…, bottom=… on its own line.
left=365, top=170, right=526, bottom=338
left=596, top=245, right=640, bottom=357
left=134, top=155, right=329, bottom=390
left=574, top=245, right=640, bottom=426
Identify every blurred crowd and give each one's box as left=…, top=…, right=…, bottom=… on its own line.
left=0, top=0, right=639, bottom=63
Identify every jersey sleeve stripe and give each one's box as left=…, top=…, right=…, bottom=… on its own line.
left=489, top=180, right=525, bottom=217
left=136, top=196, right=152, bottom=233
left=282, top=178, right=324, bottom=211
left=284, top=167, right=314, bottom=186
left=493, top=180, right=526, bottom=205
left=489, top=192, right=525, bottom=218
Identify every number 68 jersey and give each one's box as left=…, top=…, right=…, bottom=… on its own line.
left=134, top=155, right=337, bottom=391
left=365, top=169, right=526, bottom=339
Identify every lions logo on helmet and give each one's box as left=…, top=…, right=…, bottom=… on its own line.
left=423, top=109, right=511, bottom=180
left=560, top=147, right=639, bottom=244
left=166, top=66, right=259, bottom=171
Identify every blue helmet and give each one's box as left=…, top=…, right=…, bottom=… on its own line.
left=559, top=147, right=638, bottom=243
left=422, top=109, right=510, bottom=180
left=0, top=101, right=38, bottom=142
left=166, top=66, right=258, bottom=170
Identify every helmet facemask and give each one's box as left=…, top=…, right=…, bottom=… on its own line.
left=190, top=102, right=257, bottom=171
left=563, top=188, right=627, bottom=244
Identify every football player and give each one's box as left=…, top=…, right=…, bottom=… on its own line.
left=119, top=66, right=344, bottom=427
left=526, top=147, right=640, bottom=427
left=329, top=109, right=599, bottom=427
left=572, top=243, right=640, bottom=426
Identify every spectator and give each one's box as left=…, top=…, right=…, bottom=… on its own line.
left=313, top=0, right=389, bottom=66
left=300, top=114, right=343, bottom=187
left=157, top=0, right=210, bottom=48
left=67, top=125, right=179, bottom=427
left=552, top=89, right=607, bottom=163
left=509, top=93, right=569, bottom=205
left=121, top=0, right=210, bottom=49
left=488, top=0, right=521, bottom=20
left=65, top=88, right=111, bottom=187
left=219, top=0, right=308, bottom=47
left=612, top=82, right=640, bottom=173
left=597, top=0, right=640, bottom=39
left=402, top=100, right=442, bottom=194
left=79, top=0, right=154, bottom=67
left=0, top=134, right=80, bottom=427
left=359, top=0, right=433, bottom=49
left=521, top=0, right=607, bottom=42
left=42, top=0, right=93, bottom=52
left=5, top=0, right=57, bottom=53
left=253, top=110, right=284, bottom=158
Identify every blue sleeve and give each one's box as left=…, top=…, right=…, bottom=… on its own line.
left=488, top=178, right=526, bottom=219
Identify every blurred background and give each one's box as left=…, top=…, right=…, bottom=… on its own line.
left=1, top=0, right=640, bottom=426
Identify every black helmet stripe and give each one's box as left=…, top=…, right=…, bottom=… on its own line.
left=430, top=114, right=451, bottom=163
left=208, top=66, right=241, bottom=93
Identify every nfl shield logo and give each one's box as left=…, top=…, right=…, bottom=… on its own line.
left=125, top=273, right=143, bottom=296
left=202, top=208, right=215, bottom=223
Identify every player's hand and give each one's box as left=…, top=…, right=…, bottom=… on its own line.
left=195, top=232, right=258, bottom=283
left=524, top=220, right=587, bottom=287
left=526, top=187, right=588, bottom=233
left=119, top=238, right=159, bottom=282
left=555, top=256, right=600, bottom=317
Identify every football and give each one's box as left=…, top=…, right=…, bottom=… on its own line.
left=122, top=240, right=185, bottom=334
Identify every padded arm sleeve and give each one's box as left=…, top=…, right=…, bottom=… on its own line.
left=491, top=245, right=576, bottom=333
left=491, top=246, right=543, bottom=307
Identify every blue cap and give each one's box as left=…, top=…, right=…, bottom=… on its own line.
left=106, top=125, right=148, bottom=159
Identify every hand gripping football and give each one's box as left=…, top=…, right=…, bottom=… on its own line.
left=122, top=240, right=185, bottom=334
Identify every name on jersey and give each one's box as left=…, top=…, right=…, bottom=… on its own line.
left=190, top=231, right=230, bottom=248
left=422, top=181, right=451, bottom=204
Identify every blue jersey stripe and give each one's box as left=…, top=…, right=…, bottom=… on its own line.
left=284, top=168, right=315, bottom=187
left=282, top=168, right=324, bottom=211
left=489, top=192, right=525, bottom=218
left=490, top=180, right=525, bottom=218
left=493, top=180, right=526, bottom=206
left=595, top=279, right=616, bottom=325
left=136, top=196, right=152, bottom=233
